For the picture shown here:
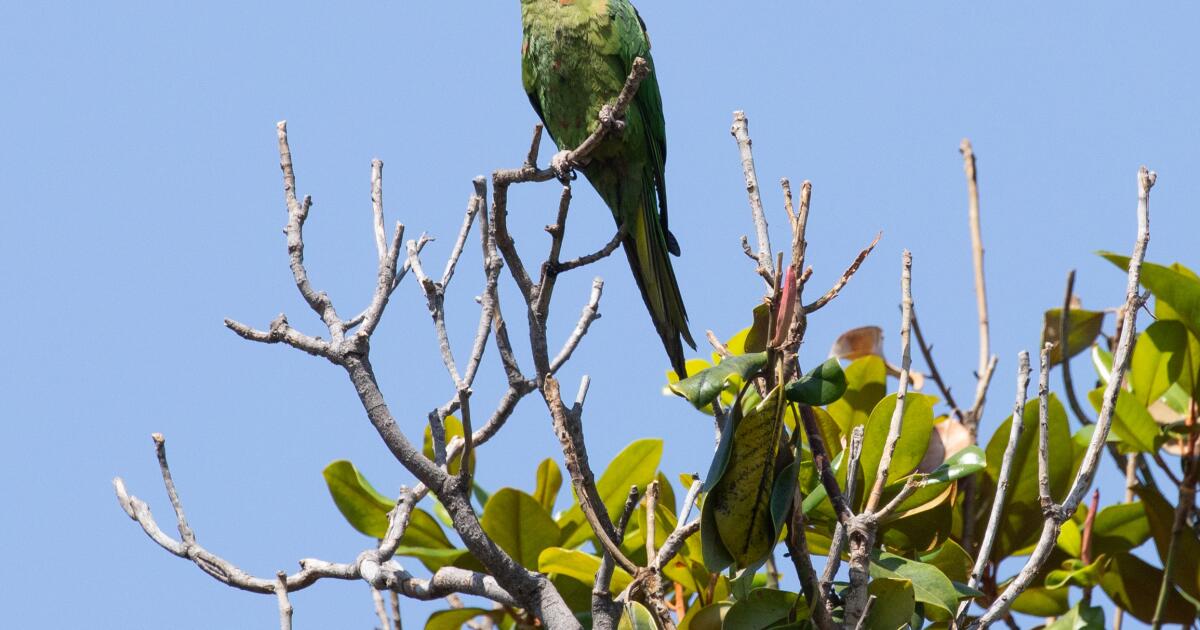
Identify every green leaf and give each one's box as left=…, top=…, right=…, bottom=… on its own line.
left=869, top=551, right=960, bottom=617
left=1042, top=307, right=1106, bottom=366
left=1010, top=584, right=1069, bottom=616
left=702, top=387, right=787, bottom=571
left=677, top=601, right=730, bottom=630
left=919, top=540, right=972, bottom=584
left=393, top=507, right=465, bottom=572
left=866, top=578, right=916, bottom=630
left=558, top=439, right=663, bottom=548
left=322, top=460, right=393, bottom=538
left=1044, top=600, right=1104, bottom=630
left=538, top=547, right=632, bottom=593
left=724, top=588, right=802, bottom=628
left=744, top=302, right=772, bottom=354
left=1135, top=483, right=1200, bottom=600
left=425, top=608, right=493, bottom=630
left=1132, top=320, right=1191, bottom=406
left=1046, top=555, right=1108, bottom=589
left=1099, top=552, right=1196, bottom=624
left=827, top=356, right=887, bottom=434
left=479, top=488, right=560, bottom=569
left=1091, top=501, right=1150, bottom=556
left=860, top=393, right=935, bottom=491
left=785, top=358, right=848, bottom=406
left=1087, top=387, right=1161, bottom=453
left=533, top=458, right=562, bottom=514
left=1102, top=253, right=1200, bottom=339
left=617, top=601, right=657, bottom=630
left=669, top=352, right=768, bottom=408
left=981, top=395, right=1071, bottom=557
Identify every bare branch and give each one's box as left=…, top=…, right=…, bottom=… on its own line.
left=371, top=587, right=391, bottom=630
left=911, top=310, right=964, bottom=421
left=731, top=111, right=774, bottom=279
left=821, top=425, right=864, bottom=604
left=372, top=159, right=386, bottom=261
left=972, top=166, right=1154, bottom=628
left=958, top=352, right=1031, bottom=625
left=550, top=278, right=604, bottom=374
left=594, top=487, right=641, bottom=630
left=803, top=231, right=882, bottom=314
left=556, top=226, right=625, bottom=273
left=961, top=139, right=992, bottom=384
left=865, top=250, right=914, bottom=514
left=276, top=571, right=293, bottom=630
left=1037, top=343, right=1054, bottom=509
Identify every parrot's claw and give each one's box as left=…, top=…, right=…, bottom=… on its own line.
left=550, top=150, right=577, bottom=183
left=598, top=104, right=625, bottom=134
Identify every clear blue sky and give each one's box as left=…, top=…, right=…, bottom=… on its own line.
left=2, top=2, right=1197, bottom=628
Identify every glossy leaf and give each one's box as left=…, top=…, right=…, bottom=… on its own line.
left=1132, top=321, right=1191, bottom=406
left=827, top=355, right=888, bottom=434
left=677, top=601, right=730, bottom=630
left=1091, top=501, right=1150, bottom=556
left=479, top=488, right=560, bottom=569
left=538, top=547, right=633, bottom=593
left=1010, top=585, right=1069, bottom=616
left=1087, top=387, right=1161, bottom=453
left=425, top=608, right=493, bottom=630
left=393, top=507, right=465, bottom=572
left=558, top=439, right=663, bottom=548
left=1044, top=601, right=1104, bottom=630
left=877, top=446, right=985, bottom=522
left=322, top=460, right=393, bottom=538
left=724, top=588, right=802, bottom=629
left=1042, top=307, right=1106, bottom=366
left=866, top=578, right=916, bottom=630
left=785, top=358, right=848, bottom=406
left=533, top=458, right=562, bottom=514
left=1091, top=345, right=1114, bottom=384
left=1046, top=555, right=1108, bottom=589
left=617, top=601, right=657, bottom=630
left=1099, top=552, right=1196, bottom=624
left=1135, top=484, right=1200, bottom=600
left=869, top=551, right=959, bottom=616
left=702, top=387, right=786, bottom=571
left=669, top=352, right=768, bottom=408
left=1103, top=253, right=1200, bottom=339
left=860, top=393, right=935, bottom=491
left=919, top=540, right=972, bottom=584
left=744, top=302, right=772, bottom=353
left=981, top=395, right=1071, bottom=557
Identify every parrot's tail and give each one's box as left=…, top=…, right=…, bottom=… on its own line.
left=622, top=197, right=696, bottom=380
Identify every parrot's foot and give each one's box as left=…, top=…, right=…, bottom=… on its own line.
left=597, top=103, right=626, bottom=134
left=550, top=150, right=576, bottom=183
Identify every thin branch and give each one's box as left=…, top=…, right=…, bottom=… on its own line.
left=372, top=159, right=386, bottom=261
left=731, top=111, right=774, bottom=280
left=961, top=138, right=991, bottom=387
left=972, top=166, right=1155, bottom=629
left=821, top=426, right=864, bottom=605
left=645, top=480, right=659, bottom=562
left=594, top=487, right=641, bottom=630
left=550, top=278, right=604, bottom=374
left=371, top=587, right=391, bottom=630
left=958, top=352, right=1031, bottom=625
left=865, top=250, right=914, bottom=513
left=276, top=571, right=293, bottom=630
left=556, top=226, right=626, bottom=273
left=803, top=231, right=881, bottom=313
left=911, top=309, right=964, bottom=421
left=1037, top=343, right=1054, bottom=509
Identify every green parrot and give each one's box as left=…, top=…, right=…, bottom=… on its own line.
left=520, top=0, right=695, bottom=378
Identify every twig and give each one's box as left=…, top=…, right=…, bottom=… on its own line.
left=550, top=278, right=604, bottom=374
left=731, top=111, right=774, bottom=281
left=556, top=226, right=625, bottom=273
left=803, top=231, right=881, bottom=314
left=390, top=591, right=402, bottom=630
left=865, top=251, right=914, bottom=513
left=971, top=166, right=1154, bottom=628
left=372, top=587, right=391, bottom=630
left=1037, top=344, right=1054, bottom=509
left=372, top=159, right=386, bottom=261
left=276, top=571, right=293, bottom=630
left=960, top=139, right=992, bottom=395
left=594, top=487, right=641, bottom=630
left=957, top=352, right=1031, bottom=625
left=821, top=426, right=864, bottom=608
left=854, top=595, right=877, bottom=630
left=645, top=481, right=659, bottom=562
left=911, top=310, right=964, bottom=421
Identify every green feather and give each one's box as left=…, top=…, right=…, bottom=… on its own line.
left=521, top=0, right=694, bottom=377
